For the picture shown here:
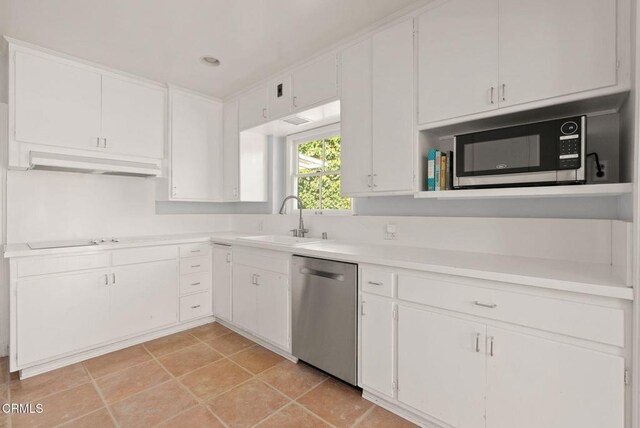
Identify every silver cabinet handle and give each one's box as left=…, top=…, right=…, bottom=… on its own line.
left=191, top=265, right=201, bottom=268
left=225, top=253, right=232, bottom=263
left=490, top=86, right=495, bottom=104
left=103, top=137, right=107, bottom=148
left=262, top=108, right=267, bottom=118
left=112, top=273, right=116, bottom=284
left=501, top=83, right=506, bottom=101
left=489, top=336, right=495, bottom=357
left=251, top=274, right=256, bottom=285
left=367, top=281, right=383, bottom=286
left=104, top=274, right=109, bottom=285
left=293, top=96, right=298, bottom=108
left=255, top=274, right=260, bottom=285
left=191, top=282, right=201, bottom=286
left=372, top=174, right=378, bottom=188
left=361, top=301, right=366, bottom=316
left=96, top=137, right=101, bottom=147
left=190, top=250, right=201, bottom=253
left=191, top=305, right=201, bottom=309
left=475, top=333, right=481, bottom=353
left=474, top=301, right=497, bottom=309
left=367, top=174, right=372, bottom=188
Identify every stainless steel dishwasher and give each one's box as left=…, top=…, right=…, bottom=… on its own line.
left=291, top=255, right=358, bottom=386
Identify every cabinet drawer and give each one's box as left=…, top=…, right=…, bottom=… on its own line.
left=234, top=248, right=289, bottom=274
left=398, top=273, right=624, bottom=347
left=180, top=292, right=212, bottom=321
left=180, top=256, right=211, bottom=275
left=361, top=265, right=395, bottom=297
left=111, top=246, right=177, bottom=266
left=180, top=271, right=211, bottom=295
left=16, top=253, right=109, bottom=277
left=179, top=243, right=211, bottom=258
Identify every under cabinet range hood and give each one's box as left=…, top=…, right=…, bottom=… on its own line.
left=28, top=151, right=162, bottom=177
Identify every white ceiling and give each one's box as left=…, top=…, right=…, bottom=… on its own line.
left=0, top=0, right=427, bottom=99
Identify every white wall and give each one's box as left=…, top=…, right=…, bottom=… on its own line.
left=230, top=213, right=621, bottom=265
left=6, top=170, right=231, bottom=243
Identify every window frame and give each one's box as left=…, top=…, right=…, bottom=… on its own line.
left=286, top=123, right=353, bottom=215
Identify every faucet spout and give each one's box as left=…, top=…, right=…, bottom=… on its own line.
left=278, top=195, right=309, bottom=238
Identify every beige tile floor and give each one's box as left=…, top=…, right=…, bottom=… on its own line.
left=0, top=322, right=417, bottom=428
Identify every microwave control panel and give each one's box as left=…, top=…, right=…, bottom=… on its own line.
left=558, top=120, right=581, bottom=170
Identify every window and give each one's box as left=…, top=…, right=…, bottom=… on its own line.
left=288, top=124, right=351, bottom=213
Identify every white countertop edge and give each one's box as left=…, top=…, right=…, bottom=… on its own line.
left=5, top=232, right=634, bottom=301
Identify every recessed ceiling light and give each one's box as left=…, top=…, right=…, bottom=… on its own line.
left=200, top=56, right=221, bottom=66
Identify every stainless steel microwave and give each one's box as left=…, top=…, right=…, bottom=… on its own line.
left=453, top=116, right=586, bottom=189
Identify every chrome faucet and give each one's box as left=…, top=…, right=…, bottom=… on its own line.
left=278, top=195, right=309, bottom=238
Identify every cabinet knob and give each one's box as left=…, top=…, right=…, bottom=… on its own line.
left=191, top=305, right=201, bottom=309
left=293, top=96, right=298, bottom=108
left=490, top=86, right=495, bottom=104
left=501, top=83, right=506, bottom=102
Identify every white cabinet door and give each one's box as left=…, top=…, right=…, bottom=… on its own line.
left=16, top=270, right=110, bottom=365
left=170, top=90, right=223, bottom=201
left=100, top=75, right=165, bottom=159
left=360, top=294, right=394, bottom=398
left=340, top=39, right=373, bottom=195
left=110, top=260, right=178, bottom=339
left=292, top=53, right=338, bottom=110
left=223, top=99, right=240, bottom=201
left=486, top=327, right=624, bottom=428
left=238, top=85, right=268, bottom=130
left=232, top=264, right=257, bottom=332
left=256, top=269, right=290, bottom=350
left=371, top=19, right=415, bottom=193
left=397, top=305, right=486, bottom=428
left=213, top=246, right=233, bottom=321
left=417, top=0, right=499, bottom=124
left=14, top=51, right=102, bottom=150
left=499, top=0, right=617, bottom=107
left=268, top=75, right=293, bottom=119
left=239, top=132, right=268, bottom=202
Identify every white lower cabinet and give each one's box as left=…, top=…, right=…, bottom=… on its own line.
left=17, top=270, right=111, bottom=366
left=212, top=245, right=233, bottom=321
left=397, top=305, right=486, bottom=428
left=10, top=242, right=214, bottom=374
left=485, top=327, right=624, bottom=428
left=110, top=260, right=178, bottom=339
left=360, top=293, right=395, bottom=398
left=359, top=265, right=628, bottom=428
left=231, top=249, right=290, bottom=351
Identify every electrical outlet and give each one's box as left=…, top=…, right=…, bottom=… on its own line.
left=385, top=223, right=397, bottom=240
left=592, top=159, right=609, bottom=182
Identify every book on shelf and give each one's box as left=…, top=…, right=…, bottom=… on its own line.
left=427, top=149, right=436, bottom=191
left=426, top=149, right=454, bottom=191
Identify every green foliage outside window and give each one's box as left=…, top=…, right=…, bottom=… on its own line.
left=296, top=136, right=351, bottom=211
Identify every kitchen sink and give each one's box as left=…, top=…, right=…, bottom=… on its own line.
left=237, top=235, right=322, bottom=246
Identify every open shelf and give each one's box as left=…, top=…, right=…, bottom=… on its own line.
left=414, top=183, right=633, bottom=200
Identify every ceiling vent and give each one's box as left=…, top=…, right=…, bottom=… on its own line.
left=282, top=115, right=312, bottom=126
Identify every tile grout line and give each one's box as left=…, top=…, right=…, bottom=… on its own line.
left=350, top=404, right=376, bottom=428
left=85, top=368, right=121, bottom=428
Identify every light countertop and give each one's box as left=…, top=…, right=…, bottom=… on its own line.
left=5, top=231, right=633, bottom=300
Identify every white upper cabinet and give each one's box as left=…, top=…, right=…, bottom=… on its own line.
left=417, top=0, right=624, bottom=126
left=100, top=75, right=165, bottom=159
left=169, top=89, right=223, bottom=201
left=268, top=75, right=293, bottom=118
left=292, top=53, right=338, bottom=110
left=417, top=0, right=499, bottom=124
left=486, top=327, right=624, bottom=428
left=239, top=131, right=269, bottom=202
left=340, top=39, right=373, bottom=195
left=223, top=99, right=240, bottom=201
left=14, top=51, right=102, bottom=151
left=340, top=19, right=414, bottom=196
left=371, top=19, right=414, bottom=193
left=239, top=85, right=269, bottom=130
left=498, top=0, right=618, bottom=108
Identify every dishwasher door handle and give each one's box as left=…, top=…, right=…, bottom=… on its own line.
left=299, top=267, right=345, bottom=281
